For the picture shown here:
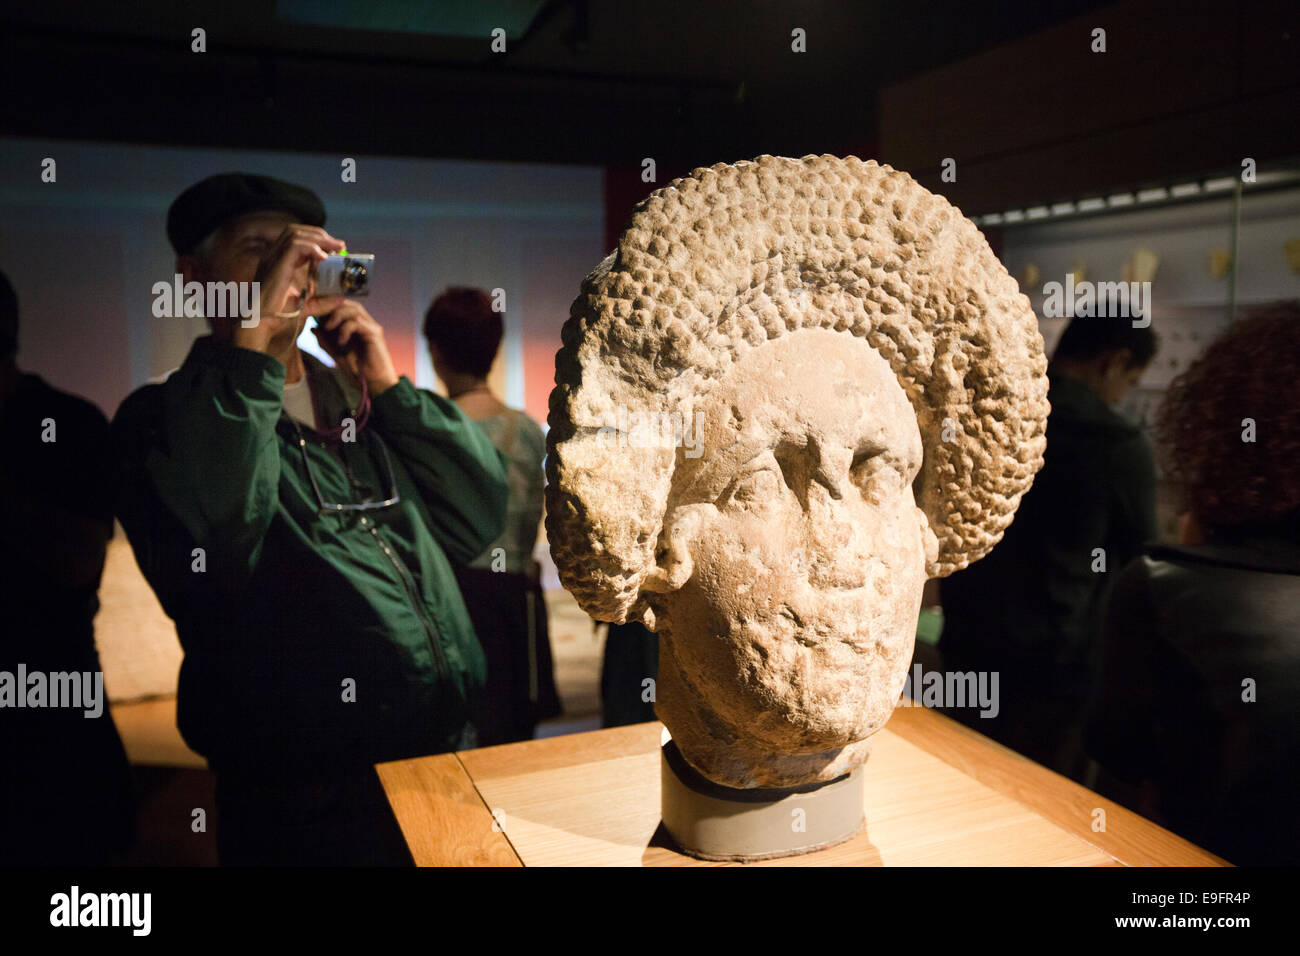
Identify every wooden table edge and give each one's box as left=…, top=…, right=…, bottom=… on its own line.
left=375, top=751, right=524, bottom=867
left=886, top=706, right=1230, bottom=867
left=450, top=751, right=527, bottom=867
left=379, top=708, right=1227, bottom=867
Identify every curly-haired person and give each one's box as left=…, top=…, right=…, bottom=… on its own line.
left=1086, top=301, right=1300, bottom=865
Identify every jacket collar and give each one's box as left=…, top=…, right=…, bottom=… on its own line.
left=186, top=335, right=363, bottom=436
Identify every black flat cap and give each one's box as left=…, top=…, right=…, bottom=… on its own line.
left=167, top=172, right=326, bottom=254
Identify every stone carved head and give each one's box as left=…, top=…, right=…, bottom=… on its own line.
left=546, top=156, right=1048, bottom=788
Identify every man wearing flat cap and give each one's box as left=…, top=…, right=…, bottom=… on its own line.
left=112, top=173, right=508, bottom=865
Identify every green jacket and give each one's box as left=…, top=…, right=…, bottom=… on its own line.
left=111, top=336, right=508, bottom=773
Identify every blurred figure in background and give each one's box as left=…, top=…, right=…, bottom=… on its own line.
left=424, top=288, right=561, bottom=744
left=1086, top=302, right=1300, bottom=865
left=939, top=315, right=1158, bottom=778
left=600, top=620, right=658, bottom=728
left=0, top=268, right=135, bottom=864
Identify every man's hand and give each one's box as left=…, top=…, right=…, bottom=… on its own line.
left=312, top=300, right=400, bottom=395
left=236, top=225, right=346, bottom=354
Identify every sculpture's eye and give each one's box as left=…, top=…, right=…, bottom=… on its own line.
left=720, top=464, right=783, bottom=512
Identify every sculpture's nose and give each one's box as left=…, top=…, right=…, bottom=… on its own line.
left=776, top=438, right=850, bottom=509
left=803, top=445, right=871, bottom=589
left=811, top=445, right=852, bottom=501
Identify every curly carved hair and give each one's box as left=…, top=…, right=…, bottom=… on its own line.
left=546, top=155, right=1049, bottom=624
left=1155, top=300, right=1300, bottom=533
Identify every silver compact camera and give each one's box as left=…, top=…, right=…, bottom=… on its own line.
left=314, top=253, right=374, bottom=297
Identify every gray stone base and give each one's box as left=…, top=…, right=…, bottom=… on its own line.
left=660, top=738, right=864, bottom=862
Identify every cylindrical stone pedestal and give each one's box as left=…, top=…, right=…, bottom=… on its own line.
left=659, top=730, right=864, bottom=861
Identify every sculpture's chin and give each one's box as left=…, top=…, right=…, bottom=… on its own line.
left=657, top=630, right=888, bottom=788
left=714, top=679, right=890, bottom=754
left=691, top=618, right=910, bottom=753
left=652, top=511, right=926, bottom=785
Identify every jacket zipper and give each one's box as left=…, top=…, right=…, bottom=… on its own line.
left=297, top=417, right=453, bottom=689
left=359, top=516, right=449, bottom=683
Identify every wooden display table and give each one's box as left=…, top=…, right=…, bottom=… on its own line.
left=375, top=706, right=1226, bottom=866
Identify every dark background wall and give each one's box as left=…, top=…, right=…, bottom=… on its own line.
left=880, top=0, right=1300, bottom=215
left=6, top=0, right=1296, bottom=241
left=2, top=1, right=1118, bottom=168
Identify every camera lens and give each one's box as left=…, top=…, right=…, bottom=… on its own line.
left=342, top=260, right=368, bottom=293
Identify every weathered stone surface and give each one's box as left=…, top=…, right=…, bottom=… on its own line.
left=546, top=154, right=1048, bottom=788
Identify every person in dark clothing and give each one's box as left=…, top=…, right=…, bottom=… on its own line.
left=112, top=175, right=508, bottom=865
left=423, top=288, right=561, bottom=745
left=939, top=315, right=1157, bottom=777
left=0, top=269, right=135, bottom=865
left=1086, top=302, right=1300, bottom=865
left=600, top=620, right=659, bottom=728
